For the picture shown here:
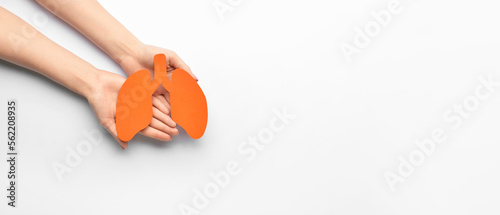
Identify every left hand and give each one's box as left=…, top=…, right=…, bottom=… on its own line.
left=87, top=70, right=178, bottom=149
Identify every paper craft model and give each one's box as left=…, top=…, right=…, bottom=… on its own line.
left=116, top=54, right=208, bottom=142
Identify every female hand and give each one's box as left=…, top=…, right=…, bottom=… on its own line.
left=87, top=70, right=179, bottom=149
left=0, top=7, right=178, bottom=149
left=120, top=44, right=198, bottom=97
left=118, top=44, right=198, bottom=132
left=33, top=1, right=197, bottom=139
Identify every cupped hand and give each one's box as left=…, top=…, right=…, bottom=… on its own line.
left=119, top=45, right=197, bottom=125
left=86, top=70, right=178, bottom=149
left=121, top=44, right=197, bottom=82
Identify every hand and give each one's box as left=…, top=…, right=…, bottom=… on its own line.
left=86, top=70, right=178, bottom=149
left=31, top=1, right=196, bottom=143
left=119, top=44, right=197, bottom=134
left=120, top=44, right=198, bottom=95
left=0, top=5, right=180, bottom=149
left=121, top=44, right=197, bottom=81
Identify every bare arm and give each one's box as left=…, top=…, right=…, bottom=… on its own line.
left=34, top=0, right=141, bottom=67
left=34, top=0, right=195, bottom=79
left=0, top=6, right=98, bottom=98
left=0, top=7, right=176, bottom=148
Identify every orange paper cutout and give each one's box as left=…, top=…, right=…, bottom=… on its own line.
left=116, top=54, right=207, bottom=142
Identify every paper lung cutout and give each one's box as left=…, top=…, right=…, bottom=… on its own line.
left=116, top=70, right=159, bottom=142
left=116, top=54, right=207, bottom=142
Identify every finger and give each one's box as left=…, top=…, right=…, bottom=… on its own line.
left=155, top=85, right=171, bottom=104
left=102, top=119, right=129, bottom=149
left=152, top=95, right=170, bottom=115
left=140, top=126, right=172, bottom=141
left=153, top=106, right=176, bottom=127
left=149, top=117, right=179, bottom=136
left=168, top=52, right=198, bottom=81
left=157, top=92, right=171, bottom=110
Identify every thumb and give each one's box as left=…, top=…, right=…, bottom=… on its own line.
left=103, top=119, right=129, bottom=150
left=168, top=53, right=198, bottom=81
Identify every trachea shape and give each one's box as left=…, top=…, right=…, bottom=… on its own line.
left=116, top=54, right=208, bottom=142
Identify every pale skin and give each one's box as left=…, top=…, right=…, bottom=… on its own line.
left=0, top=1, right=196, bottom=149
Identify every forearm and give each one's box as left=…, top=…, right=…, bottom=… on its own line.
left=35, top=0, right=143, bottom=69
left=0, top=7, right=99, bottom=98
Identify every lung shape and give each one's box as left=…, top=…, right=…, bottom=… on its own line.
left=116, top=70, right=159, bottom=142
left=116, top=54, right=207, bottom=142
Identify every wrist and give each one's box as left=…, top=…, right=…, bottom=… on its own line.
left=114, top=39, right=144, bottom=71
left=81, top=68, right=102, bottom=100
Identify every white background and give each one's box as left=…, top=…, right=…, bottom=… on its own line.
left=1, top=0, right=500, bottom=214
